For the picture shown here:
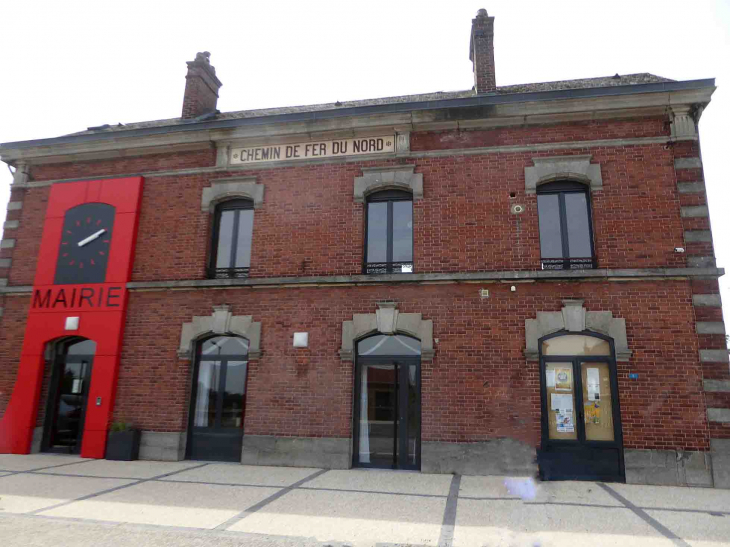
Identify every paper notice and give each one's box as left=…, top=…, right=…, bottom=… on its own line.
left=587, top=368, right=600, bottom=401
left=551, top=393, right=573, bottom=412
left=556, top=410, right=574, bottom=433
left=546, top=370, right=555, bottom=388
left=555, top=367, right=572, bottom=391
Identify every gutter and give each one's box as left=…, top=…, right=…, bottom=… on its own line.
left=0, top=79, right=716, bottom=151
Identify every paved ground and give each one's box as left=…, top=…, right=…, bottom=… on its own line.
left=0, top=454, right=728, bottom=546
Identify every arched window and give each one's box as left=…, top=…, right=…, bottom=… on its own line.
left=537, top=181, right=595, bottom=270
left=209, top=199, right=254, bottom=279
left=364, top=190, right=413, bottom=274
left=188, top=335, right=249, bottom=461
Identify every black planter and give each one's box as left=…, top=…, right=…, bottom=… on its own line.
left=106, top=429, right=141, bottom=461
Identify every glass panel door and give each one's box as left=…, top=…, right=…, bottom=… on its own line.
left=44, top=339, right=95, bottom=455
left=544, top=362, right=578, bottom=440
left=188, top=338, right=248, bottom=462
left=358, top=364, right=397, bottom=467
left=354, top=359, right=420, bottom=470
left=580, top=362, right=615, bottom=442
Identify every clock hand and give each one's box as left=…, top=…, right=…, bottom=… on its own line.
left=77, top=228, right=106, bottom=247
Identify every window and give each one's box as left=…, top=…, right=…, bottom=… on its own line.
left=537, top=181, right=595, bottom=270
left=364, top=190, right=413, bottom=274
left=209, top=199, right=254, bottom=279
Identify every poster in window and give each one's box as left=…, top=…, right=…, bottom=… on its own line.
left=586, top=367, right=601, bottom=401
left=554, top=367, right=572, bottom=391
left=556, top=410, right=574, bottom=433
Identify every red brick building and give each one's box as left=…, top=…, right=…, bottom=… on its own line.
left=0, top=10, right=727, bottom=486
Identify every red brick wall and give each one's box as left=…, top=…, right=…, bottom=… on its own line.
left=411, top=118, right=669, bottom=151
left=0, top=296, right=29, bottom=417
left=110, top=280, right=708, bottom=451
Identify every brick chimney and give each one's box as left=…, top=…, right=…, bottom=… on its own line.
left=181, top=52, right=222, bottom=119
left=469, top=9, right=496, bottom=94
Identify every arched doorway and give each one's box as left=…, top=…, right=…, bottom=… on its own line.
left=187, top=335, right=249, bottom=462
left=353, top=334, right=421, bottom=470
left=41, top=338, right=96, bottom=454
left=538, top=332, right=624, bottom=482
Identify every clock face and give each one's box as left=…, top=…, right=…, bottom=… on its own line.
left=54, top=203, right=116, bottom=285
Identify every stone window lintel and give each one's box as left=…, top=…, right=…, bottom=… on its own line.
left=354, top=164, right=423, bottom=203
left=201, top=176, right=264, bottom=212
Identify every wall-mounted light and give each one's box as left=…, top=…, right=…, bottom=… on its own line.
left=65, top=316, right=79, bottom=331
left=293, top=332, right=309, bottom=348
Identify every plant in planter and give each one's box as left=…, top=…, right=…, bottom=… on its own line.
left=106, top=421, right=141, bottom=461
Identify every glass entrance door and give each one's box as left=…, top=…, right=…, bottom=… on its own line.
left=538, top=334, right=624, bottom=482
left=188, top=336, right=249, bottom=462
left=43, top=339, right=96, bottom=454
left=354, top=335, right=421, bottom=470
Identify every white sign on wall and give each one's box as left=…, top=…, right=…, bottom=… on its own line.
left=230, top=136, right=395, bottom=165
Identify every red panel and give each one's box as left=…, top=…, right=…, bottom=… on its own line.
left=0, top=176, right=144, bottom=457
left=45, top=181, right=88, bottom=219
left=105, top=214, right=138, bottom=283
left=85, top=179, right=103, bottom=202
left=99, top=177, right=143, bottom=213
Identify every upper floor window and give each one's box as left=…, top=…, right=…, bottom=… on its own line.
left=209, top=199, right=254, bottom=279
left=537, top=181, right=595, bottom=270
left=364, top=190, right=413, bottom=274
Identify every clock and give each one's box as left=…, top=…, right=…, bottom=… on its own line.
left=54, top=203, right=116, bottom=285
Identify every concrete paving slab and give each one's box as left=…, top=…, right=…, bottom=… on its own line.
left=229, top=487, right=446, bottom=545
left=460, top=476, right=623, bottom=506
left=453, top=498, right=675, bottom=547
left=159, top=463, right=318, bottom=487
left=36, top=459, right=203, bottom=479
left=305, top=468, right=452, bottom=496
left=0, top=473, right=134, bottom=514
left=0, top=514, right=323, bottom=547
left=40, top=480, right=282, bottom=529
left=0, top=454, right=87, bottom=472
left=609, top=483, right=730, bottom=511
left=0, top=472, right=10, bottom=478
left=645, top=509, right=730, bottom=546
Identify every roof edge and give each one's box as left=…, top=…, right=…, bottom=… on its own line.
left=1, top=78, right=716, bottom=151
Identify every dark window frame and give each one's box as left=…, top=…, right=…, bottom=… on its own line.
left=209, top=198, right=254, bottom=279
left=186, top=334, right=250, bottom=462
left=537, top=181, right=596, bottom=270
left=363, top=190, right=414, bottom=275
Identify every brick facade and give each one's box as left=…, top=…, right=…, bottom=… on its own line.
left=0, top=11, right=726, bottom=486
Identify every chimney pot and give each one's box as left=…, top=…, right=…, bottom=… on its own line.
left=470, top=9, right=496, bottom=94
left=182, top=52, right=223, bottom=119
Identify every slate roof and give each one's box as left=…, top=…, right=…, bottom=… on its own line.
left=66, top=73, right=673, bottom=137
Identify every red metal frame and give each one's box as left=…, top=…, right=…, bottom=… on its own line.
left=0, top=177, right=144, bottom=458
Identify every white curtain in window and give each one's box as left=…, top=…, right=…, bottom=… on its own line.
left=359, top=366, right=370, bottom=463
left=194, top=361, right=216, bottom=427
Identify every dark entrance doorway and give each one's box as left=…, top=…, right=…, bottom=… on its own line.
left=537, top=332, right=625, bottom=482
left=187, top=336, right=249, bottom=462
left=353, top=334, right=421, bottom=470
left=42, top=338, right=96, bottom=454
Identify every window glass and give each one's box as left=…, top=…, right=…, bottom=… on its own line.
left=392, top=200, right=413, bottom=262
left=215, top=210, right=235, bottom=268
left=66, top=339, right=96, bottom=355
left=221, top=360, right=247, bottom=428
left=565, top=193, right=592, bottom=258
left=194, top=360, right=220, bottom=427
left=545, top=362, right=578, bottom=440
left=367, top=202, right=388, bottom=263
left=537, top=194, right=563, bottom=258
left=235, top=209, right=254, bottom=268
left=542, top=335, right=610, bottom=356
left=581, top=362, right=614, bottom=441
left=358, top=335, right=421, bottom=356
left=202, top=336, right=249, bottom=357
